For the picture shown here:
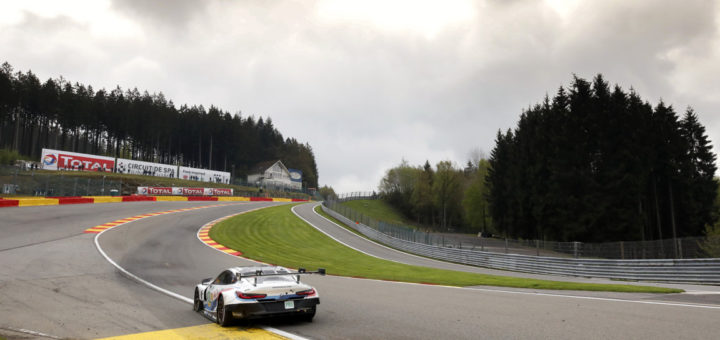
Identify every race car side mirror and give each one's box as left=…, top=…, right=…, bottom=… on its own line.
left=318, top=268, right=326, bottom=276
left=201, top=278, right=212, bottom=285
left=298, top=268, right=306, bottom=273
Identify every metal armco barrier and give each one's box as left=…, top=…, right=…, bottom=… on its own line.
left=322, top=204, right=720, bottom=285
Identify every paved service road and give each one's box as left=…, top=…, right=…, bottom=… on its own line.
left=2, top=201, right=719, bottom=339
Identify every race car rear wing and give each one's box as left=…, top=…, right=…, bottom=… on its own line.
left=239, top=268, right=326, bottom=286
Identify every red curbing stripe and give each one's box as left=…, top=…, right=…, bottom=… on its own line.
left=121, top=196, right=157, bottom=202
left=187, top=196, right=218, bottom=201
left=82, top=203, right=236, bottom=233
left=58, top=197, right=95, bottom=205
left=0, top=199, right=20, bottom=207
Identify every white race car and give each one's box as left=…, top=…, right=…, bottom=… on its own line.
left=193, top=266, right=325, bottom=326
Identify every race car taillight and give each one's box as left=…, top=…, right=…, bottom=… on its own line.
left=237, top=291, right=267, bottom=299
left=296, top=288, right=315, bottom=296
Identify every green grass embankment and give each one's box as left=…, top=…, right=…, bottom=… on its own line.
left=210, top=204, right=682, bottom=294
left=340, top=199, right=416, bottom=227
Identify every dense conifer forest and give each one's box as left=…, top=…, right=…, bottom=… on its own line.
left=378, top=75, right=717, bottom=243
left=487, top=75, right=717, bottom=242
left=0, top=62, right=318, bottom=188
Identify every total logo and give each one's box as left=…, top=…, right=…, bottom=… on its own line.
left=43, top=154, right=57, bottom=166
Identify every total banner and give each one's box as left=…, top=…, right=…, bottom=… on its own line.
left=179, top=166, right=231, bottom=184
left=138, top=186, right=173, bottom=195
left=41, top=148, right=114, bottom=172
left=137, top=186, right=233, bottom=196
left=116, top=158, right=177, bottom=178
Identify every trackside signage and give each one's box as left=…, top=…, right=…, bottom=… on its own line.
left=288, top=168, right=303, bottom=183
left=179, top=166, right=230, bottom=184
left=137, top=186, right=233, bottom=196
left=116, top=158, right=177, bottom=178
left=209, top=188, right=233, bottom=196
left=138, top=187, right=173, bottom=195
left=180, top=187, right=205, bottom=196
left=41, top=148, right=114, bottom=172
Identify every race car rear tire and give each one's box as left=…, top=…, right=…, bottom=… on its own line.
left=301, top=306, right=316, bottom=322
left=217, top=297, right=233, bottom=327
left=193, top=289, right=202, bottom=312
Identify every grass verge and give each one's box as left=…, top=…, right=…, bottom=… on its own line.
left=210, top=204, right=682, bottom=293
left=340, top=199, right=416, bottom=227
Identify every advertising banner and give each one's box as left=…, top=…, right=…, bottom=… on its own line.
left=137, top=186, right=173, bottom=195
left=210, top=188, right=233, bottom=196
left=288, top=168, right=303, bottom=183
left=137, top=186, right=233, bottom=196
left=179, top=166, right=208, bottom=182
left=207, top=169, right=231, bottom=184
left=179, top=166, right=231, bottom=184
left=41, top=148, right=114, bottom=172
left=116, top=158, right=177, bottom=178
left=181, top=187, right=205, bottom=196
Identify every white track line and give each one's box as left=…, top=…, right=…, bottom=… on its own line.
left=0, top=326, right=62, bottom=339
left=298, top=203, right=720, bottom=311
left=93, top=202, right=307, bottom=340
left=307, top=202, right=485, bottom=266
left=291, top=204, right=407, bottom=263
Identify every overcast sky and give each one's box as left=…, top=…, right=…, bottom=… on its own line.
left=1, top=0, right=719, bottom=193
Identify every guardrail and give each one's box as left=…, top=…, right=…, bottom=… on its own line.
left=335, top=191, right=377, bottom=202
left=322, top=204, right=720, bottom=284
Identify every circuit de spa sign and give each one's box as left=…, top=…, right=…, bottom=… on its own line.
left=116, top=158, right=177, bottom=178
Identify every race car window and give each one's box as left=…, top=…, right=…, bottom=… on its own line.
left=214, top=270, right=233, bottom=285
left=237, top=268, right=295, bottom=283
left=256, top=276, right=295, bottom=284
left=256, top=269, right=295, bottom=284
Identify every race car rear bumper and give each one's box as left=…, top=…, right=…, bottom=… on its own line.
left=228, top=297, right=320, bottom=319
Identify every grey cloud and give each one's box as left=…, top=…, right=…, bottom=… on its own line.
left=110, top=0, right=211, bottom=28
left=2, top=0, right=719, bottom=192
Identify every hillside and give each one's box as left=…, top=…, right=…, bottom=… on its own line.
left=0, top=62, right=318, bottom=188
left=340, top=199, right=416, bottom=227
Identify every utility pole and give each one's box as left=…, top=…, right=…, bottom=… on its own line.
left=209, top=135, right=213, bottom=169
left=669, top=181, right=678, bottom=258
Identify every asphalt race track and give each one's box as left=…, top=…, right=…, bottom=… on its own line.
left=1, top=201, right=719, bottom=339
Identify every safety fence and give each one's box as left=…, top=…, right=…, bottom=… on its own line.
left=324, top=199, right=710, bottom=260
left=322, top=203, right=720, bottom=284
left=335, top=191, right=377, bottom=202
